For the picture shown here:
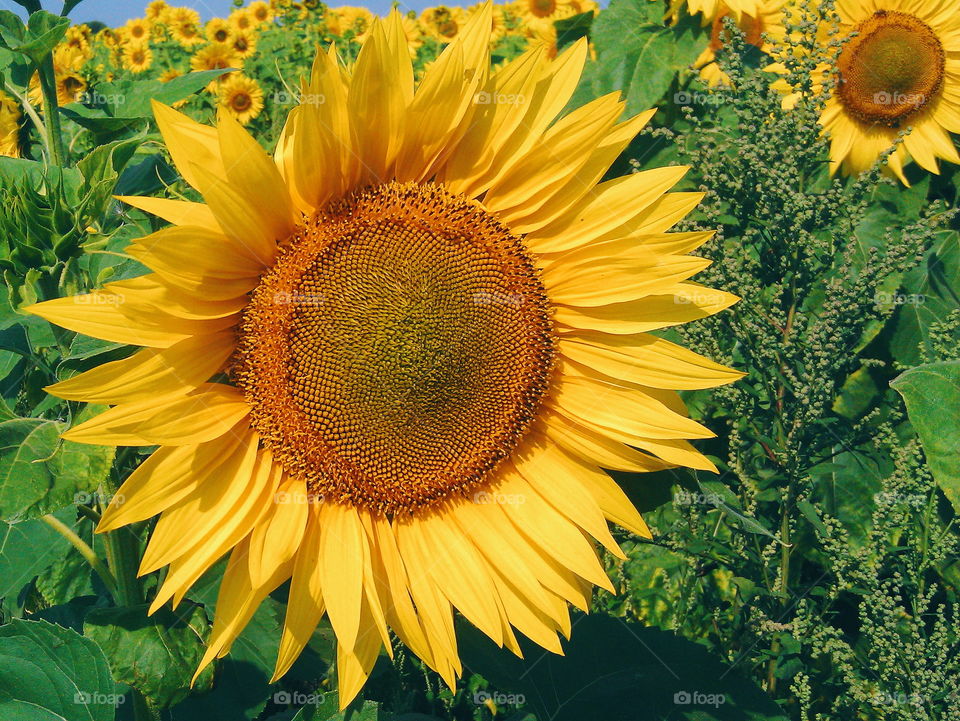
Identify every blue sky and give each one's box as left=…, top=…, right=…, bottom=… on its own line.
left=1, top=0, right=421, bottom=26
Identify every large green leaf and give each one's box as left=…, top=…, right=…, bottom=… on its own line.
left=0, top=508, right=73, bottom=601
left=0, top=10, right=69, bottom=66
left=892, top=361, right=960, bottom=514
left=573, top=0, right=703, bottom=114
left=84, top=603, right=213, bottom=712
left=0, top=406, right=115, bottom=521
left=0, top=618, right=115, bottom=721
left=460, top=613, right=788, bottom=721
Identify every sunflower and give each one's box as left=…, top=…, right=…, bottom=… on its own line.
left=145, top=0, right=170, bottom=22
left=28, top=7, right=740, bottom=709
left=231, top=29, right=258, bottom=59
left=469, top=2, right=507, bottom=45
left=248, top=0, right=274, bottom=24
left=96, top=27, right=121, bottom=50
left=513, top=0, right=576, bottom=21
left=190, top=44, right=242, bottom=91
left=217, top=72, right=264, bottom=123
left=64, top=26, right=93, bottom=59
left=792, top=0, right=960, bottom=181
left=122, top=43, right=153, bottom=74
left=122, top=18, right=152, bottom=45
left=0, top=90, right=21, bottom=158
left=169, top=8, right=204, bottom=47
left=205, top=18, right=234, bottom=44
left=229, top=8, right=255, bottom=32
left=330, top=6, right=375, bottom=37
left=420, top=6, right=465, bottom=43
left=694, top=0, right=786, bottom=87
left=525, top=17, right=559, bottom=58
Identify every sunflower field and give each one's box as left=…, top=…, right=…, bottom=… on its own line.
left=1, top=0, right=959, bottom=718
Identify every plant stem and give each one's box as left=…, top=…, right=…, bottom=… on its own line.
left=37, top=56, right=65, bottom=166
left=41, top=514, right=119, bottom=600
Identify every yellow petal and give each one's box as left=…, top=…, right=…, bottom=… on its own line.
left=61, top=383, right=250, bottom=446
left=541, top=410, right=673, bottom=473
left=319, top=503, right=366, bottom=652
left=151, top=100, right=225, bottom=190
left=46, top=329, right=236, bottom=404
left=550, top=374, right=714, bottom=441
left=248, top=476, right=309, bottom=589
left=559, top=331, right=743, bottom=390
left=104, top=274, right=246, bottom=319
left=115, top=195, right=220, bottom=233
left=26, top=292, right=191, bottom=348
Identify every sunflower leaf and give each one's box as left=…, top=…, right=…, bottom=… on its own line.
left=83, top=603, right=214, bottom=713
left=891, top=361, right=960, bottom=514
left=0, top=508, right=73, bottom=603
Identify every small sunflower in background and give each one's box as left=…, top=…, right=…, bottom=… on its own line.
left=231, top=29, right=258, bottom=59
left=229, top=8, right=255, bottom=32
left=524, top=17, right=559, bottom=58
left=190, top=44, right=242, bottom=91
left=694, top=0, right=786, bottom=87
left=0, top=90, right=21, bottom=158
left=824, top=0, right=960, bottom=181
left=217, top=72, right=264, bottom=123
left=122, top=43, right=154, bottom=74
left=169, top=7, right=204, bottom=47
left=30, top=5, right=741, bottom=708
left=248, top=1, right=274, bottom=25
left=420, top=5, right=465, bottom=42
left=122, top=17, right=152, bottom=44
left=29, top=45, right=87, bottom=107
left=333, top=6, right=376, bottom=37
left=145, top=0, right=170, bottom=23
left=468, top=2, right=508, bottom=45
left=513, top=0, right=576, bottom=22
left=771, top=0, right=960, bottom=182
left=205, top=18, right=234, bottom=44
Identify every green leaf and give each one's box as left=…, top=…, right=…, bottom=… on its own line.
left=115, top=154, right=178, bottom=197
left=0, top=508, right=73, bottom=601
left=554, top=11, right=594, bottom=50
left=575, top=0, right=703, bottom=114
left=0, top=618, right=116, bottom=721
left=460, top=613, right=788, bottom=721
left=291, top=697, right=382, bottom=720
left=0, top=406, right=115, bottom=521
left=8, top=11, right=70, bottom=66
left=77, top=138, right=143, bottom=221
left=892, top=361, right=960, bottom=514
left=84, top=603, right=213, bottom=712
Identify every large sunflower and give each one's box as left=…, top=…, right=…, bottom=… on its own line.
left=28, top=6, right=740, bottom=709
left=775, top=0, right=960, bottom=181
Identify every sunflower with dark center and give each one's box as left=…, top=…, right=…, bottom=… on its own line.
left=29, top=5, right=742, bottom=709
left=777, top=0, right=960, bottom=181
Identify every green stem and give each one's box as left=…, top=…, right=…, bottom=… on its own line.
left=41, top=514, right=119, bottom=600
left=37, top=55, right=65, bottom=166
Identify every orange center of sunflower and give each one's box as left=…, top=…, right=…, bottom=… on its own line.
left=531, top=0, right=557, bottom=17
left=233, top=182, right=556, bottom=514
left=230, top=91, right=252, bottom=112
left=837, top=10, right=944, bottom=126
